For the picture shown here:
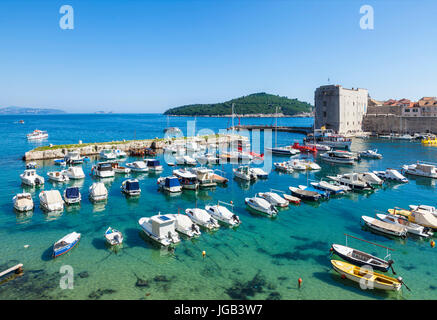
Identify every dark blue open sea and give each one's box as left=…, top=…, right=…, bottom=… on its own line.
left=1, top=114, right=437, bottom=300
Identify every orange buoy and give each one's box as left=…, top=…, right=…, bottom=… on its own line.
left=202, top=250, right=206, bottom=258
left=298, top=278, right=302, bottom=288
left=431, top=240, right=435, bottom=248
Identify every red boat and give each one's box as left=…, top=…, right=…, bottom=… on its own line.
left=291, top=142, right=317, bottom=153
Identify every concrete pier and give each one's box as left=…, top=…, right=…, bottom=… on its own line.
left=228, top=125, right=312, bottom=135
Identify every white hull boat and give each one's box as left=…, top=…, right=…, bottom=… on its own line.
left=126, top=161, right=149, bottom=172
left=256, top=192, right=289, bottom=207
left=233, top=166, right=257, bottom=181
left=121, top=179, right=141, bottom=196
left=189, top=167, right=217, bottom=188
left=157, top=176, right=183, bottom=193
left=63, top=187, right=81, bottom=205
left=250, top=168, right=268, bottom=179
left=100, top=149, right=117, bottom=160
left=139, top=215, right=180, bottom=246
left=402, top=162, right=437, bottom=179
left=175, top=155, right=197, bottom=166
left=185, top=208, right=220, bottom=230
left=173, top=169, right=199, bottom=190
left=47, top=171, right=70, bottom=183
left=20, top=169, right=45, bottom=186
left=376, top=213, right=433, bottom=238
left=89, top=182, right=108, bottom=202
left=111, top=163, right=131, bottom=174
left=104, top=227, right=124, bottom=245
left=373, top=169, right=408, bottom=183
left=39, top=190, right=64, bottom=212
left=245, top=197, right=278, bottom=216
left=358, top=172, right=384, bottom=186
left=64, top=151, right=84, bottom=165
left=205, top=203, right=241, bottom=226
left=27, top=130, right=48, bottom=140
left=144, top=159, right=163, bottom=172
left=320, top=151, right=355, bottom=164
left=274, top=162, right=294, bottom=173
left=310, top=180, right=349, bottom=195
left=409, top=205, right=437, bottom=217
left=166, top=214, right=201, bottom=237
left=62, top=167, right=85, bottom=180
left=362, top=216, right=407, bottom=238
left=327, top=173, right=371, bottom=190
left=13, top=193, right=34, bottom=212
left=359, top=149, right=382, bottom=159
left=92, top=162, right=115, bottom=178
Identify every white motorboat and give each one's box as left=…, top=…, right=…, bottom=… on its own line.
left=121, top=179, right=141, bottom=196
left=126, top=161, right=149, bottom=172
left=205, top=201, right=241, bottom=226
left=233, top=166, right=257, bottom=181
left=303, top=142, right=331, bottom=151
left=61, top=167, right=85, bottom=180
left=114, top=149, right=127, bottom=158
left=13, top=192, right=34, bottom=212
left=394, top=134, right=413, bottom=140
left=310, top=180, right=349, bottom=195
left=175, top=155, right=197, bottom=166
left=99, top=149, right=117, bottom=160
left=195, top=153, right=220, bottom=165
left=89, top=182, right=108, bottom=202
left=185, top=208, right=220, bottom=230
left=274, top=162, right=294, bottom=173
left=189, top=167, right=217, bottom=188
left=361, top=216, right=407, bottom=238
left=173, top=169, right=199, bottom=190
left=91, top=162, right=115, bottom=178
left=47, top=171, right=70, bottom=183
left=376, top=213, right=433, bottom=238
left=300, top=159, right=321, bottom=170
left=373, top=169, right=408, bottom=183
left=357, top=172, right=384, bottom=186
left=144, top=159, right=163, bottom=172
left=402, top=162, right=437, bottom=179
left=27, top=129, right=48, bottom=140
left=287, top=159, right=307, bottom=171
left=265, top=146, right=300, bottom=156
left=409, top=205, right=437, bottom=217
left=64, top=151, right=84, bottom=165
left=157, top=176, right=183, bottom=193
left=245, top=197, right=278, bottom=216
left=54, top=158, right=66, bottom=166
left=39, top=190, right=64, bottom=212
left=250, top=167, right=268, bottom=179
left=166, top=213, right=201, bottom=237
left=308, top=130, right=352, bottom=149
left=104, top=227, right=124, bottom=245
left=359, top=149, right=382, bottom=159
left=256, top=192, right=289, bottom=207
left=63, top=187, right=81, bottom=205
left=111, top=162, right=131, bottom=174
left=20, top=169, right=45, bottom=186
left=138, top=215, right=181, bottom=246
left=327, top=173, right=371, bottom=190
left=320, top=150, right=355, bottom=165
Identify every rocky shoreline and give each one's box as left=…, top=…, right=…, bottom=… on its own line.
left=167, top=112, right=313, bottom=118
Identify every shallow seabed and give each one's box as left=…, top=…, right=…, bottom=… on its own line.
left=1, top=114, right=437, bottom=300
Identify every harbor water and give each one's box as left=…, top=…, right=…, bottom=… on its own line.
left=1, top=114, right=437, bottom=300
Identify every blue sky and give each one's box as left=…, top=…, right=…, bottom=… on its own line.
left=0, top=0, right=436, bottom=113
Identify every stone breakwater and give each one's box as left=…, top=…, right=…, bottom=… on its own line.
left=23, top=134, right=247, bottom=161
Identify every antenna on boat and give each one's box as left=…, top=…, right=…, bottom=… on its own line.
left=275, top=106, right=278, bottom=148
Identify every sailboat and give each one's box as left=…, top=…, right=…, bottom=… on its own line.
left=163, top=115, right=181, bottom=135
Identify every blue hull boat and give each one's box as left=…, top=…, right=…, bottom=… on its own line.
left=53, top=232, right=81, bottom=258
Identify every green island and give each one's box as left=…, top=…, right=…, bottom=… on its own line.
left=163, top=92, right=313, bottom=116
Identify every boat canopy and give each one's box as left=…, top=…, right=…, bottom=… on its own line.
left=165, top=177, right=180, bottom=187
left=98, top=162, right=113, bottom=171
left=65, top=187, right=80, bottom=199
left=126, top=180, right=140, bottom=191
left=42, top=190, right=63, bottom=204
left=146, top=159, right=160, bottom=167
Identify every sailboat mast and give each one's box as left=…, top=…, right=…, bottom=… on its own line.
left=275, top=106, right=278, bottom=147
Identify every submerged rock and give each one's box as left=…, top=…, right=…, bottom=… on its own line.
left=88, top=288, right=116, bottom=299
left=266, top=292, right=281, bottom=300
left=78, top=271, right=89, bottom=278
left=225, top=271, right=267, bottom=299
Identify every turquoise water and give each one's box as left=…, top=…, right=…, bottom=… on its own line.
left=1, top=114, right=437, bottom=300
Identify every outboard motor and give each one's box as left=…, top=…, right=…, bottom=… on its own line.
left=232, top=214, right=240, bottom=224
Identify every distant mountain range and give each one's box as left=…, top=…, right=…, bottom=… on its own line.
left=0, top=106, right=66, bottom=115
left=164, top=92, right=313, bottom=116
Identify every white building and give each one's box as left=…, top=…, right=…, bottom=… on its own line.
left=314, top=85, right=368, bottom=134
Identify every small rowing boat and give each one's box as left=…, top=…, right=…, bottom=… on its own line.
left=331, top=260, right=402, bottom=291
left=331, top=244, right=393, bottom=272
left=289, top=186, right=321, bottom=201
left=361, top=216, right=407, bottom=238
left=282, top=194, right=301, bottom=205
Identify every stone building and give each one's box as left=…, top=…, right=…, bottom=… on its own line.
left=314, top=85, right=368, bottom=134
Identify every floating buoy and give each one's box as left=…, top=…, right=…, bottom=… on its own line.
left=202, top=250, right=206, bottom=258
left=298, top=278, right=302, bottom=288
left=329, top=247, right=333, bottom=252
left=431, top=240, right=435, bottom=248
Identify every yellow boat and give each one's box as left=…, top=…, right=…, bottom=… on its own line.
left=331, top=260, right=402, bottom=291
left=421, top=137, right=437, bottom=145
left=389, top=207, right=437, bottom=230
